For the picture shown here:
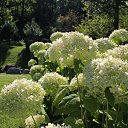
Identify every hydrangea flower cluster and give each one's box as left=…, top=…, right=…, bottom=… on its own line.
left=30, top=42, right=51, bottom=57
left=94, top=38, right=117, bottom=53
left=47, top=31, right=98, bottom=67
left=84, top=57, right=128, bottom=103
left=69, top=73, right=85, bottom=91
left=28, top=59, right=37, bottom=67
left=38, top=72, right=68, bottom=97
left=0, top=79, right=45, bottom=118
left=50, top=32, right=63, bottom=42
left=109, top=29, right=128, bottom=45
left=101, top=44, right=128, bottom=62
left=41, top=123, right=71, bottom=128
left=25, top=114, right=45, bottom=128
left=30, top=65, right=44, bottom=81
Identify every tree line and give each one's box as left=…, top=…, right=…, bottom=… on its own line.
left=0, top=0, right=128, bottom=42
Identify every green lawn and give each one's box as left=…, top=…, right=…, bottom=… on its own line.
left=0, top=73, right=31, bottom=90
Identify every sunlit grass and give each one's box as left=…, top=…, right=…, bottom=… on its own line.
left=0, top=73, right=31, bottom=90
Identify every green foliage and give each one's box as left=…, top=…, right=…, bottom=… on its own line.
left=75, top=14, right=114, bottom=38
left=23, top=18, right=42, bottom=38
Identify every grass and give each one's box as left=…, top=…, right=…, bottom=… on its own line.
left=0, top=73, right=31, bottom=90
left=0, top=41, right=32, bottom=69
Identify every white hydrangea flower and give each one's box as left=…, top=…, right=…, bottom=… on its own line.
left=109, top=29, right=128, bottom=45
left=30, top=65, right=43, bottom=81
left=25, top=114, right=45, bottom=128
left=30, top=42, right=47, bottom=52
left=84, top=57, right=128, bottom=103
left=41, top=123, right=71, bottom=128
left=50, top=32, right=63, bottom=42
left=38, top=72, right=68, bottom=97
left=28, top=59, right=37, bottom=67
left=47, top=31, right=98, bottom=67
left=101, top=44, right=128, bottom=62
left=0, top=79, right=45, bottom=118
left=69, top=73, right=85, bottom=91
left=94, top=38, right=117, bottom=53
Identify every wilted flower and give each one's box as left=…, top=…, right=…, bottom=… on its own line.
left=38, top=72, right=68, bottom=97
left=84, top=57, right=128, bottom=103
left=25, top=114, right=45, bottom=128
left=109, top=29, right=128, bottom=45
left=94, top=38, right=117, bottom=53
left=50, top=32, right=63, bottom=42
left=0, top=79, right=45, bottom=118
left=48, top=31, right=98, bottom=67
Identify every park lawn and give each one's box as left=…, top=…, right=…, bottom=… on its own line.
left=0, top=73, right=31, bottom=90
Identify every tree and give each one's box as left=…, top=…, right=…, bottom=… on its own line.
left=76, top=0, right=128, bottom=38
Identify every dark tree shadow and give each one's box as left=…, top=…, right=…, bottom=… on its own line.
left=0, top=41, right=11, bottom=66
left=16, top=48, right=32, bottom=69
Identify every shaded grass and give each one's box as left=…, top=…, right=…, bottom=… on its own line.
left=0, top=73, right=31, bottom=90
left=3, top=46, right=25, bottom=66
left=0, top=41, right=32, bottom=69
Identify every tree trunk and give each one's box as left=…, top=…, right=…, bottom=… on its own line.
left=114, top=0, right=120, bottom=30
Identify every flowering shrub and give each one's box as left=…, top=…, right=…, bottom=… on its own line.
left=25, top=114, right=45, bottom=128
left=0, top=79, right=45, bottom=118
left=38, top=72, right=68, bottom=97
left=109, top=29, right=128, bottom=45
left=47, top=31, right=98, bottom=67
left=84, top=56, right=128, bottom=103
left=94, top=38, right=117, bottom=53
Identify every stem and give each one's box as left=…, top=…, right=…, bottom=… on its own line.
left=31, top=115, right=38, bottom=128
left=76, top=73, right=88, bottom=128
left=106, top=102, right=109, bottom=128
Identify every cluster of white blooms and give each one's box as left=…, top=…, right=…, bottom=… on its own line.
left=94, top=38, right=117, bottom=53
left=50, top=32, right=63, bottom=42
left=84, top=57, right=128, bottom=103
left=41, top=123, right=71, bottom=128
left=28, top=59, right=37, bottom=67
left=30, top=42, right=51, bottom=57
left=47, top=31, right=98, bottom=67
left=101, top=44, right=128, bottom=62
left=69, top=73, right=85, bottom=91
left=30, top=65, right=44, bottom=81
left=38, top=72, right=68, bottom=97
left=25, top=114, right=45, bottom=128
left=0, top=79, right=45, bottom=118
left=109, top=29, right=128, bottom=45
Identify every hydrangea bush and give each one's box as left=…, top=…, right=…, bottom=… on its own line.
left=1, top=30, right=128, bottom=128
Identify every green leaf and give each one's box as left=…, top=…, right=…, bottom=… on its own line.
left=52, top=87, right=69, bottom=107
left=83, top=96, right=100, bottom=113
left=54, top=94, right=81, bottom=115
left=40, top=105, right=50, bottom=123
left=105, top=87, right=115, bottom=106
left=64, top=117, right=84, bottom=128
